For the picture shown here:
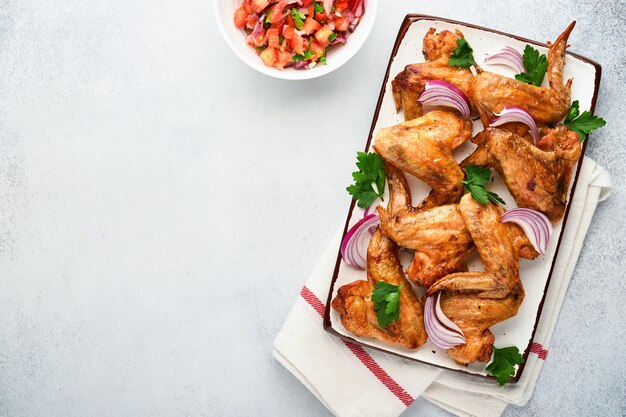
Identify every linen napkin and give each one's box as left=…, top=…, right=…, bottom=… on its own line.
left=273, top=156, right=612, bottom=417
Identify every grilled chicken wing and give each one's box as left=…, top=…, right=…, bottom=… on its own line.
left=374, top=110, right=473, bottom=211
left=377, top=163, right=475, bottom=288
left=392, top=28, right=475, bottom=121
left=463, top=126, right=582, bottom=222
left=471, top=22, right=575, bottom=128
left=331, top=228, right=428, bottom=349
left=426, top=194, right=526, bottom=364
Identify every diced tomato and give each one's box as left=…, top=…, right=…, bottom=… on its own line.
left=251, top=0, right=270, bottom=13
left=301, top=0, right=314, bottom=5
left=289, top=34, right=305, bottom=55
left=275, top=50, right=292, bottom=70
left=334, top=15, right=350, bottom=31
left=283, top=26, right=295, bottom=40
left=315, top=12, right=328, bottom=23
left=305, top=5, right=315, bottom=16
left=234, top=7, right=248, bottom=28
left=267, top=28, right=280, bottom=48
left=302, top=17, right=322, bottom=34
left=260, top=47, right=277, bottom=67
left=309, top=39, right=325, bottom=61
left=243, top=0, right=254, bottom=14
left=246, top=14, right=258, bottom=29
left=314, top=25, right=334, bottom=47
left=335, top=0, right=349, bottom=11
left=247, top=29, right=267, bottom=47
left=286, top=14, right=295, bottom=28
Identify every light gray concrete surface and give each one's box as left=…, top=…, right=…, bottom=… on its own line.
left=0, top=0, right=624, bottom=416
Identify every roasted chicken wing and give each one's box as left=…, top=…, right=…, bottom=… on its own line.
left=463, top=126, right=582, bottom=222
left=377, top=163, right=475, bottom=288
left=374, top=110, right=473, bottom=210
left=426, top=194, right=527, bottom=364
left=392, top=28, right=475, bottom=121
left=331, top=228, right=428, bottom=349
left=470, top=22, right=575, bottom=128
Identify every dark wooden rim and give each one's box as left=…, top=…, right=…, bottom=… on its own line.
left=322, top=14, right=602, bottom=383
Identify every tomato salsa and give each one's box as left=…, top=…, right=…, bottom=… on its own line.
left=234, top=0, right=365, bottom=70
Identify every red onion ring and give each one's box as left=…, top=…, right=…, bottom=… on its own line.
left=418, top=80, right=471, bottom=119
left=340, top=213, right=380, bottom=269
left=484, top=46, right=525, bottom=73
left=501, top=208, right=553, bottom=255
left=424, top=294, right=466, bottom=349
left=490, top=106, right=539, bottom=144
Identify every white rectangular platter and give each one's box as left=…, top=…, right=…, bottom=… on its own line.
left=324, top=15, right=600, bottom=381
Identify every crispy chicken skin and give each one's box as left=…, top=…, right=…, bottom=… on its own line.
left=374, top=110, right=473, bottom=211
left=377, top=163, right=475, bottom=288
left=392, top=28, right=475, bottom=121
left=470, top=22, right=575, bottom=127
left=331, top=228, right=428, bottom=349
left=463, top=126, right=582, bottom=222
left=426, top=194, right=527, bottom=364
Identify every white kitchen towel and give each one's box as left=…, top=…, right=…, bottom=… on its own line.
left=273, top=156, right=612, bottom=417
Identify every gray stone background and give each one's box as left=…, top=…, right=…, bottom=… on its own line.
left=0, top=0, right=624, bottom=416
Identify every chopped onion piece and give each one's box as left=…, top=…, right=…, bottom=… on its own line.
left=424, top=294, right=466, bottom=349
left=490, top=106, right=539, bottom=144
left=484, top=46, right=525, bottom=73
left=323, top=0, right=334, bottom=14
left=501, top=208, right=553, bottom=255
left=340, top=213, right=380, bottom=269
left=418, top=80, right=471, bottom=119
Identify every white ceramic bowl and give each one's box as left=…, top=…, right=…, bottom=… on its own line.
left=214, top=0, right=378, bottom=80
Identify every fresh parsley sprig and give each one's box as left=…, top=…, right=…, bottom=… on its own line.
left=515, top=45, right=547, bottom=87
left=449, top=38, right=476, bottom=68
left=563, top=100, right=606, bottom=141
left=372, top=282, right=402, bottom=328
left=292, top=38, right=314, bottom=62
left=346, top=152, right=386, bottom=208
left=461, top=164, right=504, bottom=205
left=291, top=8, right=306, bottom=31
left=313, top=2, right=324, bottom=13
left=486, top=346, right=524, bottom=386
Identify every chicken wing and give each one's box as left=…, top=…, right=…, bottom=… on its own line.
left=392, top=28, right=475, bottom=121
left=374, top=110, right=473, bottom=210
left=377, top=162, right=475, bottom=288
left=462, top=126, right=582, bottom=222
left=331, top=228, right=428, bottom=349
left=470, top=22, right=575, bottom=127
left=426, top=194, right=526, bottom=364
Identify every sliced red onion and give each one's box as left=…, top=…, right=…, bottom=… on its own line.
left=424, top=294, right=466, bottom=349
left=340, top=213, right=380, bottom=269
left=293, top=60, right=311, bottom=70
left=484, top=46, right=524, bottom=73
left=251, top=13, right=265, bottom=38
left=501, top=208, right=553, bottom=255
left=418, top=80, right=471, bottom=119
left=323, top=0, right=334, bottom=14
left=331, top=32, right=347, bottom=45
left=490, top=106, right=539, bottom=144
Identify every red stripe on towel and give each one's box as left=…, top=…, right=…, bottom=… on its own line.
left=530, top=342, right=548, bottom=360
left=300, top=285, right=415, bottom=407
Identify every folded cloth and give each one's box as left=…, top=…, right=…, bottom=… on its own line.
left=273, top=156, right=612, bottom=417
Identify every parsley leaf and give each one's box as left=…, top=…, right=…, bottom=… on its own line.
left=514, top=45, right=547, bottom=87
left=328, top=32, right=337, bottom=43
left=449, top=38, right=476, bottom=68
left=460, top=164, right=504, bottom=205
left=291, top=8, right=306, bottom=30
left=263, top=10, right=272, bottom=28
left=486, top=346, right=524, bottom=386
left=563, top=100, right=606, bottom=141
left=372, top=282, right=402, bottom=328
left=255, top=45, right=267, bottom=52
left=346, top=152, right=386, bottom=208
left=314, top=2, right=324, bottom=13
